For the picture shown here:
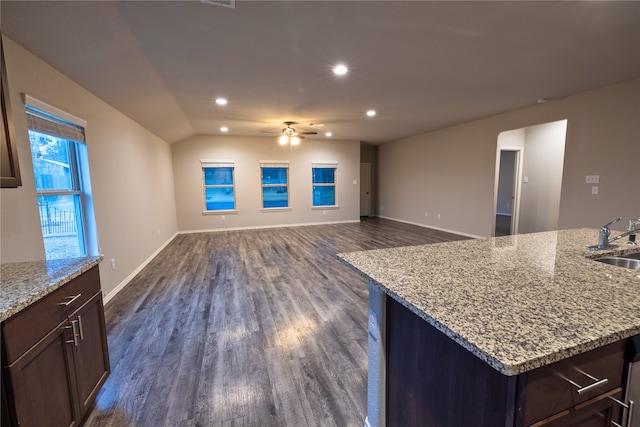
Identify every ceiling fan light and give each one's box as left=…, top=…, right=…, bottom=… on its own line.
left=278, top=135, right=289, bottom=145
left=333, top=64, right=348, bottom=76
left=290, top=136, right=301, bottom=145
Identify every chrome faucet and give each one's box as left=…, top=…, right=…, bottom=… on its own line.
left=589, top=217, right=640, bottom=250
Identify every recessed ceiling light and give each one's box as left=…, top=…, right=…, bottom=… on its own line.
left=333, top=64, right=348, bottom=76
left=325, top=132, right=332, bottom=137
left=220, top=126, right=228, bottom=132
left=366, top=110, right=376, bottom=117
left=215, top=97, right=228, bottom=106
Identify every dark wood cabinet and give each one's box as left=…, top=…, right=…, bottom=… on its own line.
left=1, top=266, right=110, bottom=427
left=1, top=36, right=22, bottom=188
left=6, top=320, right=80, bottom=427
left=386, top=297, right=631, bottom=427
left=71, top=292, right=110, bottom=416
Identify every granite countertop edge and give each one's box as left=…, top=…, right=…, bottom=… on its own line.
left=1, top=256, right=103, bottom=322
left=337, top=228, right=640, bottom=376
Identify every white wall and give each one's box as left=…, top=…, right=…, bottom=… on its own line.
left=379, top=79, right=640, bottom=237
left=0, top=37, right=178, bottom=297
left=518, top=120, right=567, bottom=234
left=172, top=135, right=361, bottom=231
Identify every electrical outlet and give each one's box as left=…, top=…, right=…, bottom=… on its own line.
left=111, top=258, right=116, bottom=270
left=586, top=175, right=600, bottom=184
left=157, top=228, right=161, bottom=236
left=221, top=215, right=226, bottom=221
left=322, top=210, right=327, bottom=215
left=425, top=212, right=429, bottom=217
left=437, top=214, right=441, bottom=219
left=353, top=180, right=357, bottom=185
left=591, top=186, right=599, bottom=195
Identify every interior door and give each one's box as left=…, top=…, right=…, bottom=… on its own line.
left=360, top=163, right=371, bottom=217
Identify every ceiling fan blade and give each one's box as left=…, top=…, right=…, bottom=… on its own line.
left=296, top=131, right=317, bottom=135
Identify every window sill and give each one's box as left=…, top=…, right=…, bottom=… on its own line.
left=312, top=205, right=339, bottom=210
left=260, top=207, right=292, bottom=213
left=202, top=210, right=238, bottom=216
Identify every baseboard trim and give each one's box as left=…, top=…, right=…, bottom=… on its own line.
left=103, top=232, right=179, bottom=305
left=377, top=215, right=483, bottom=239
left=178, top=219, right=361, bottom=235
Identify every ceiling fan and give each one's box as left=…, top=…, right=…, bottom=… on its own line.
left=263, top=121, right=317, bottom=145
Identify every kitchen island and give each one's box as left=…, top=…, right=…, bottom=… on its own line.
left=338, top=228, right=640, bottom=427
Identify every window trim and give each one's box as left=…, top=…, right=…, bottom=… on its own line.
left=260, top=161, right=290, bottom=210
left=201, top=159, right=237, bottom=214
left=311, top=161, right=338, bottom=208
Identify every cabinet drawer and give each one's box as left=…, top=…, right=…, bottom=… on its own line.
left=519, top=340, right=627, bottom=426
left=2, top=266, right=100, bottom=364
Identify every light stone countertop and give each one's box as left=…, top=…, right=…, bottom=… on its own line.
left=0, top=256, right=103, bottom=322
left=338, top=228, right=640, bottom=376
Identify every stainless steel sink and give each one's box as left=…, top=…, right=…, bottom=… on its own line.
left=622, top=251, right=640, bottom=260
left=595, top=252, right=640, bottom=270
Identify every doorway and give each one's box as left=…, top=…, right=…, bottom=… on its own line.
left=360, top=163, right=371, bottom=217
left=495, top=150, right=519, bottom=236
left=493, top=119, right=567, bottom=236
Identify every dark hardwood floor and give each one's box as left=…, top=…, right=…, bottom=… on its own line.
left=84, top=218, right=467, bottom=427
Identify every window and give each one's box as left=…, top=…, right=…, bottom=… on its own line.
left=312, top=162, right=337, bottom=207
left=25, top=97, right=96, bottom=260
left=261, top=162, right=289, bottom=209
left=201, top=160, right=235, bottom=212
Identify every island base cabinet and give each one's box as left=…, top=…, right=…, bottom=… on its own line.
left=386, top=297, right=516, bottom=427
left=1, top=266, right=110, bottom=427
left=385, top=297, right=629, bottom=427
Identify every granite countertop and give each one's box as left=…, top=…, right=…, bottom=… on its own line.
left=338, top=228, right=640, bottom=376
left=0, top=256, right=102, bottom=322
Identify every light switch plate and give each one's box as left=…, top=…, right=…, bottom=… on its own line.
left=586, top=175, right=600, bottom=184
left=591, top=186, right=599, bottom=195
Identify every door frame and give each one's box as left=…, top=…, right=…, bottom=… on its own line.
left=360, top=162, right=371, bottom=217
left=493, top=147, right=523, bottom=236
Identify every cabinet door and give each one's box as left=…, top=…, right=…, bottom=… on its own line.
left=70, top=291, right=110, bottom=416
left=529, top=388, right=622, bottom=427
left=6, top=321, right=79, bottom=427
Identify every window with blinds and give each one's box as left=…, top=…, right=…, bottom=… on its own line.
left=25, top=98, right=95, bottom=260
left=201, top=160, right=236, bottom=212
left=260, top=162, right=289, bottom=209
left=312, top=162, right=337, bottom=207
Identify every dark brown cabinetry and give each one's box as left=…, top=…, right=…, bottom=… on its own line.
left=1, top=266, right=110, bottom=427
left=1, top=36, right=22, bottom=188
left=386, top=297, right=631, bottom=427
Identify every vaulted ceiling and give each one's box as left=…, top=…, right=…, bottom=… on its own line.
left=2, top=1, right=639, bottom=144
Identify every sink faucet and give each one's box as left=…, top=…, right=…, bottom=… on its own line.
left=589, top=217, right=640, bottom=250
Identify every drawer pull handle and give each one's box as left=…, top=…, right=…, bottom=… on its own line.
left=609, top=397, right=634, bottom=427
left=78, top=315, right=84, bottom=340
left=66, top=320, right=79, bottom=347
left=58, top=293, right=82, bottom=306
left=566, top=369, right=608, bottom=395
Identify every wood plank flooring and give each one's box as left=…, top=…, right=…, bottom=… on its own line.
left=84, top=218, right=467, bottom=427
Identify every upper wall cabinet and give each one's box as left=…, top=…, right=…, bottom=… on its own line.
left=1, top=37, right=22, bottom=188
